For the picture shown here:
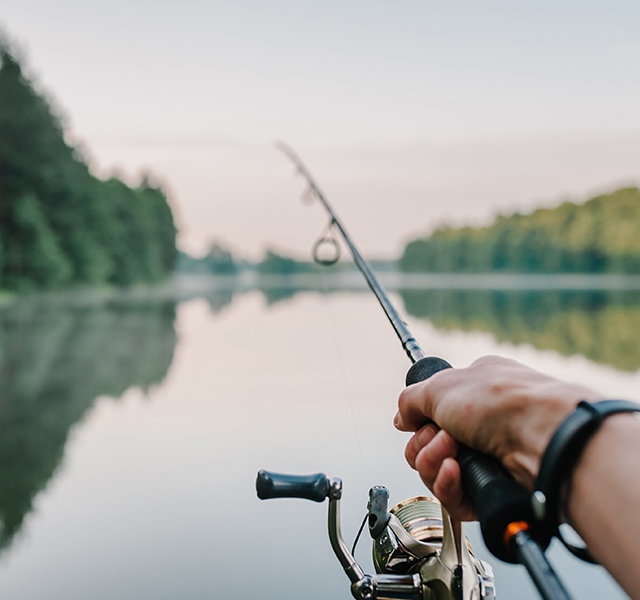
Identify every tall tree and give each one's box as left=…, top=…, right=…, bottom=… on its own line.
left=0, top=36, right=178, bottom=290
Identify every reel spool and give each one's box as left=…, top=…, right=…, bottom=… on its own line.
left=372, top=494, right=496, bottom=600
left=374, top=496, right=444, bottom=574
left=393, top=497, right=445, bottom=542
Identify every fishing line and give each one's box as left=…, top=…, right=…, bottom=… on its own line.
left=312, top=212, right=368, bottom=478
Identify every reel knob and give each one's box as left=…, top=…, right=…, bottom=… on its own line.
left=256, top=470, right=330, bottom=502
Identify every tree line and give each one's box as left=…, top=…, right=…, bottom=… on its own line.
left=177, top=242, right=398, bottom=276
left=0, top=39, right=177, bottom=291
left=176, top=244, right=321, bottom=275
left=401, top=187, right=640, bottom=273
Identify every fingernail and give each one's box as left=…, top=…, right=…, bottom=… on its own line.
left=416, top=423, right=438, bottom=447
left=430, top=430, right=457, bottom=459
left=393, top=413, right=402, bottom=429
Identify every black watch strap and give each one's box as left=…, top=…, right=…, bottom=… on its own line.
left=532, top=399, right=640, bottom=561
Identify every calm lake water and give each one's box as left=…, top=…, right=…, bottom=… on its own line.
left=0, top=275, right=635, bottom=599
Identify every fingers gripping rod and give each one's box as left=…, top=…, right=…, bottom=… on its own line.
left=277, top=143, right=573, bottom=600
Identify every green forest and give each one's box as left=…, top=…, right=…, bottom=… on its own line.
left=0, top=40, right=177, bottom=291
left=401, top=187, right=640, bottom=273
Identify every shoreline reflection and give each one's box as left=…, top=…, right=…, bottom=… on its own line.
left=400, top=289, right=640, bottom=371
left=0, top=300, right=176, bottom=551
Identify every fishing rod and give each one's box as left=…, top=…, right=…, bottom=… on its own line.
left=257, top=143, right=573, bottom=600
left=276, top=142, right=426, bottom=365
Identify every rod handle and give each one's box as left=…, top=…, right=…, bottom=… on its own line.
left=405, top=357, right=545, bottom=563
left=256, top=470, right=329, bottom=502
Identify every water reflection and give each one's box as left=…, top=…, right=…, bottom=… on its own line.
left=224, top=276, right=640, bottom=372
left=0, top=283, right=630, bottom=599
left=0, top=299, right=176, bottom=550
left=399, top=289, right=640, bottom=371
left=5, top=282, right=636, bottom=554
left=200, top=289, right=235, bottom=314
left=187, top=277, right=640, bottom=370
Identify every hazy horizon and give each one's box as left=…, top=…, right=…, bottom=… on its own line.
left=3, top=1, right=639, bottom=260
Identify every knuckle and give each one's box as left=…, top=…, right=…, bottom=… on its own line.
left=404, top=437, right=417, bottom=467
left=397, top=387, right=410, bottom=410
left=398, top=382, right=418, bottom=406
left=441, top=432, right=458, bottom=456
left=471, top=354, right=507, bottom=369
left=414, top=447, right=437, bottom=477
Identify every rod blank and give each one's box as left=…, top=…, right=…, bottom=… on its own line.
left=276, top=141, right=425, bottom=364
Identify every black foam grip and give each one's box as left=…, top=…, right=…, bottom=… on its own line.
left=405, top=356, right=453, bottom=385
left=404, top=357, right=549, bottom=563
left=256, top=470, right=329, bottom=502
left=457, top=445, right=542, bottom=562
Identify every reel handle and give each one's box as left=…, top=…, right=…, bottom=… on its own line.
left=256, top=470, right=330, bottom=502
left=405, top=357, right=545, bottom=563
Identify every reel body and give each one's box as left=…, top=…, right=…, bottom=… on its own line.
left=373, top=494, right=495, bottom=600
left=256, top=470, right=496, bottom=600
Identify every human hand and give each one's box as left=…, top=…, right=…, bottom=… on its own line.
left=394, top=355, right=602, bottom=521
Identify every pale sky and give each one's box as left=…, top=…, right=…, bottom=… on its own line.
left=3, top=1, right=640, bottom=259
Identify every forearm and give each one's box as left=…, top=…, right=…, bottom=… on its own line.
left=567, top=413, right=640, bottom=598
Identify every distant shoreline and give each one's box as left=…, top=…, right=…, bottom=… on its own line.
left=4, top=271, right=640, bottom=311
left=173, top=271, right=640, bottom=292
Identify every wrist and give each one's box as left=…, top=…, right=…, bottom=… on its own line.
left=563, top=412, right=640, bottom=600
left=566, top=412, right=640, bottom=525
left=501, top=390, right=585, bottom=490
left=532, top=401, right=640, bottom=553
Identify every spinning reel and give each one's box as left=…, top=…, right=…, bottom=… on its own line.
left=256, top=470, right=495, bottom=600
